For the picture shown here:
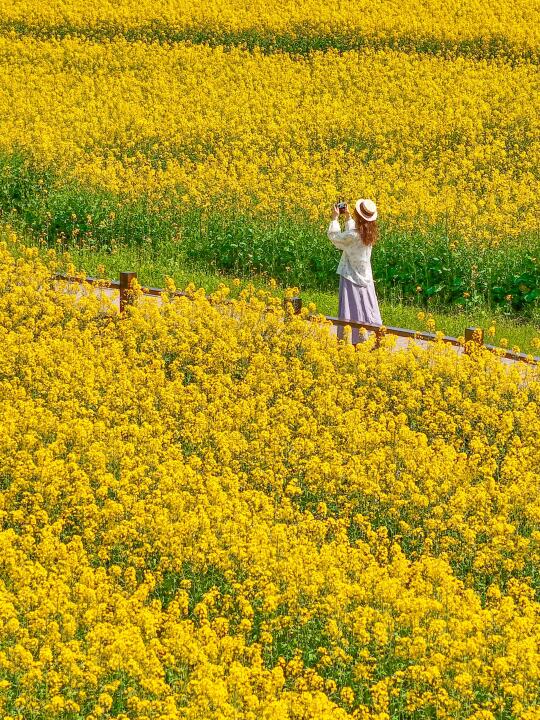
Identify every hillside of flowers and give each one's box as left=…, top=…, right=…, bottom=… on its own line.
left=0, top=0, right=539, bottom=308
left=1, top=238, right=540, bottom=718
left=1, top=38, right=539, bottom=243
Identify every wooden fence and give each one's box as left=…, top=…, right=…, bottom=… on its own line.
left=55, top=271, right=540, bottom=365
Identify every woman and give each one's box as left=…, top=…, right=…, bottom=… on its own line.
left=328, top=198, right=382, bottom=343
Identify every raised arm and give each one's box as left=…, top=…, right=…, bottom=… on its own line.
left=327, top=220, right=357, bottom=249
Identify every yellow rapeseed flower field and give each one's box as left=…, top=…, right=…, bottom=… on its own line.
left=0, top=0, right=538, bottom=305
left=0, top=0, right=539, bottom=59
left=0, top=2, right=539, bottom=716
left=0, top=36, right=538, bottom=245
left=1, top=235, right=539, bottom=718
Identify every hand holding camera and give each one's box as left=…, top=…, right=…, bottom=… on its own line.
left=332, top=201, right=349, bottom=220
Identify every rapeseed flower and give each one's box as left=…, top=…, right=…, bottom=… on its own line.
left=0, top=237, right=539, bottom=717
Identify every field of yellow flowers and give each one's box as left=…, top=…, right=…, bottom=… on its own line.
left=1, top=36, right=539, bottom=241
left=0, top=0, right=538, bottom=308
left=1, top=0, right=539, bottom=59
left=1, top=237, right=540, bottom=718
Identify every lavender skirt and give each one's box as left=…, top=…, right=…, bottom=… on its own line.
left=337, top=276, right=382, bottom=343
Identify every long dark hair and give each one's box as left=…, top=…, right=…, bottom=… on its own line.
left=352, top=208, right=379, bottom=246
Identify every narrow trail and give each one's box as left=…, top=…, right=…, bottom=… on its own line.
left=58, top=280, right=539, bottom=380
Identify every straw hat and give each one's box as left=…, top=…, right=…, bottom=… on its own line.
left=355, top=198, right=378, bottom=222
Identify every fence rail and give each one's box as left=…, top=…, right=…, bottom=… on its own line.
left=54, top=271, right=540, bottom=365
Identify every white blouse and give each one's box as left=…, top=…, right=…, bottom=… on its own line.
left=327, top=218, right=374, bottom=288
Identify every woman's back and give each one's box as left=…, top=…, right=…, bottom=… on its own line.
left=328, top=198, right=382, bottom=340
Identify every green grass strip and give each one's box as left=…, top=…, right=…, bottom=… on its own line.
left=0, top=20, right=538, bottom=64
left=1, top=151, right=539, bottom=322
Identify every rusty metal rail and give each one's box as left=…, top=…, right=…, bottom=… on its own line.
left=324, top=315, right=539, bottom=363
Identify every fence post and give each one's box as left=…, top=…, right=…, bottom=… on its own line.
left=119, top=271, right=137, bottom=314
left=283, top=296, right=302, bottom=314
left=291, top=296, right=302, bottom=314
left=464, top=326, right=484, bottom=353
left=374, top=325, right=385, bottom=349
